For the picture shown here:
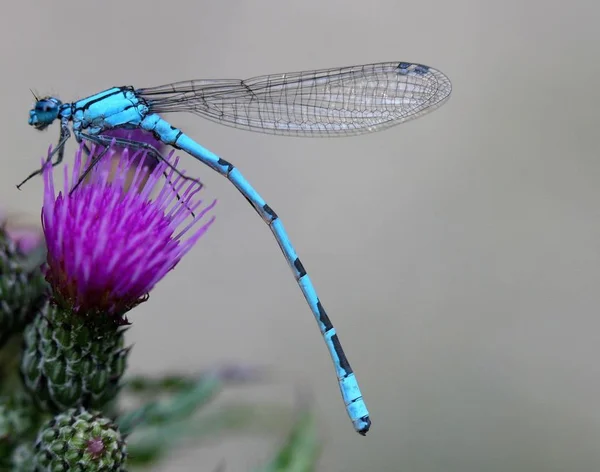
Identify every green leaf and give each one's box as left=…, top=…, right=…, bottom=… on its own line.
left=256, top=408, right=321, bottom=472
left=126, top=402, right=293, bottom=467
left=118, top=366, right=264, bottom=435
left=118, top=374, right=221, bottom=435
left=123, top=374, right=196, bottom=394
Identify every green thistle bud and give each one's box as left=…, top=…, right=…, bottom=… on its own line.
left=10, top=442, right=35, bottom=471
left=32, top=407, right=127, bottom=471
left=0, top=392, right=41, bottom=466
left=0, top=227, right=47, bottom=347
left=20, top=302, right=129, bottom=413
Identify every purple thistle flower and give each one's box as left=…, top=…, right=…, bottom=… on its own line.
left=41, top=142, right=215, bottom=319
left=102, top=128, right=164, bottom=150
left=100, top=128, right=166, bottom=170
left=0, top=212, right=44, bottom=255
left=5, top=226, right=44, bottom=254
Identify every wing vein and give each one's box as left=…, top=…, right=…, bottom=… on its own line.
left=136, top=62, right=451, bottom=137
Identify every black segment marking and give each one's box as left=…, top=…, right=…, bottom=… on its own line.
left=317, top=301, right=333, bottom=331
left=294, top=258, right=307, bottom=278
left=263, top=204, right=278, bottom=220
left=331, top=334, right=352, bottom=375
left=217, top=158, right=234, bottom=173
left=151, top=130, right=163, bottom=142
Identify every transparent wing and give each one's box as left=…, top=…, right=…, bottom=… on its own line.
left=136, top=62, right=452, bottom=137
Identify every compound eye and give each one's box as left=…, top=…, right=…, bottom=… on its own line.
left=35, top=99, right=56, bottom=113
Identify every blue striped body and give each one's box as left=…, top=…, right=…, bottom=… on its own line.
left=36, top=86, right=372, bottom=434
left=139, top=115, right=371, bottom=434
left=27, top=61, right=453, bottom=435
left=71, top=87, right=147, bottom=133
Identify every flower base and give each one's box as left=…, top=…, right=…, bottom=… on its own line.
left=20, top=302, right=129, bottom=413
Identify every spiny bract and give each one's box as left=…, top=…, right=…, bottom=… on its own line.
left=0, top=228, right=47, bottom=346
left=20, top=302, right=129, bottom=413
left=31, top=407, right=127, bottom=471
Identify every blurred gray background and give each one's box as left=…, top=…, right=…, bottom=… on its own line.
left=1, top=0, right=599, bottom=470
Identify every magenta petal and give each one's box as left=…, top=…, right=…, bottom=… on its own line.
left=99, top=129, right=166, bottom=170
left=41, top=143, right=215, bottom=317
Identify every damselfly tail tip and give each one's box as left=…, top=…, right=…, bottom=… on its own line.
left=356, top=416, right=371, bottom=436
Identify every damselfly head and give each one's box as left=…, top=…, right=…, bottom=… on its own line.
left=29, top=97, right=62, bottom=130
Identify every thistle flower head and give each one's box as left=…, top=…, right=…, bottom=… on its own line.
left=0, top=222, right=44, bottom=255
left=102, top=128, right=165, bottom=151
left=0, top=217, right=47, bottom=345
left=41, top=142, right=215, bottom=319
left=32, top=407, right=127, bottom=471
left=101, top=128, right=166, bottom=171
